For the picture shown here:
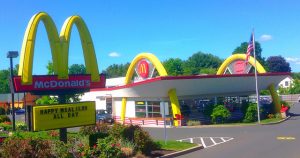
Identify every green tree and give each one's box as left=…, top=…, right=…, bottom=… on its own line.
left=183, top=52, right=222, bottom=75
left=35, top=96, right=58, bottom=105
left=163, top=58, right=184, bottom=76
left=0, top=69, right=10, bottom=93
left=199, top=68, right=217, bottom=75
left=0, top=64, right=19, bottom=94
left=46, top=61, right=54, bottom=75
left=289, top=80, right=300, bottom=94
left=104, top=63, right=130, bottom=78
left=292, top=72, right=300, bottom=80
left=69, top=64, right=86, bottom=74
left=232, top=41, right=267, bottom=69
left=266, top=56, right=291, bottom=72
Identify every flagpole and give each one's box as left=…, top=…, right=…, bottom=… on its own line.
left=252, top=30, right=261, bottom=124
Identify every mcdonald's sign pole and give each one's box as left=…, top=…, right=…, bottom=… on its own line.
left=58, top=95, right=67, bottom=143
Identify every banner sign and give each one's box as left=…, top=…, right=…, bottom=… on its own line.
left=32, top=101, right=96, bottom=131
left=13, top=74, right=106, bottom=93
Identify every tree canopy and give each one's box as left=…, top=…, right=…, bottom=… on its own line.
left=163, top=58, right=184, bottom=76
left=266, top=56, right=291, bottom=72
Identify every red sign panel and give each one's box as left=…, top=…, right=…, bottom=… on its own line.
left=137, top=60, right=149, bottom=79
left=13, top=74, right=106, bottom=93
left=233, top=60, right=246, bottom=74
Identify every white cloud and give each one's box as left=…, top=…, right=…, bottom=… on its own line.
left=108, top=52, right=121, bottom=57
left=286, top=57, right=300, bottom=65
left=259, top=34, right=272, bottom=42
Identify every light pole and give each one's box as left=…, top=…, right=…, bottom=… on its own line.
left=7, top=51, right=18, bottom=131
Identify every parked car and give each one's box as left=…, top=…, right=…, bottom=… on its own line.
left=96, top=110, right=113, bottom=123
left=15, top=109, right=25, bottom=115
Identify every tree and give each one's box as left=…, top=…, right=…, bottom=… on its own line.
left=0, top=64, right=19, bottom=94
left=199, top=68, right=217, bottom=75
left=183, top=52, right=222, bottom=75
left=232, top=42, right=262, bottom=60
left=46, top=61, right=54, bottom=75
left=0, top=69, right=10, bottom=93
left=232, top=41, right=267, bottom=69
left=266, top=56, right=291, bottom=72
left=163, top=58, right=184, bottom=76
left=69, top=64, right=86, bottom=74
left=104, top=63, right=130, bottom=78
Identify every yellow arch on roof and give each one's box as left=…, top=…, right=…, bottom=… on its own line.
left=18, top=12, right=99, bottom=84
left=217, top=54, right=266, bottom=74
left=217, top=54, right=281, bottom=113
left=121, top=53, right=182, bottom=126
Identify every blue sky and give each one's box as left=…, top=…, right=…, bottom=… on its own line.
left=1, top=0, right=300, bottom=74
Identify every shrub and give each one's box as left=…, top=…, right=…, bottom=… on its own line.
left=1, top=137, right=54, bottom=158
left=0, top=115, right=11, bottom=123
left=89, top=132, right=109, bottom=147
left=133, top=127, right=160, bottom=155
left=16, top=121, right=28, bottom=131
left=187, top=120, right=201, bottom=126
left=0, top=123, right=12, bottom=131
left=211, top=105, right=231, bottom=124
left=243, top=103, right=260, bottom=123
left=79, top=122, right=110, bottom=136
left=120, top=139, right=136, bottom=157
left=96, top=136, right=123, bottom=158
left=0, top=107, right=6, bottom=115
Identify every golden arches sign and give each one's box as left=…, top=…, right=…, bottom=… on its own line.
left=217, top=54, right=266, bottom=75
left=18, top=12, right=99, bottom=84
left=121, top=53, right=182, bottom=126
left=217, top=54, right=281, bottom=113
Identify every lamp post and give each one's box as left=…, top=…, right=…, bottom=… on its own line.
left=7, top=51, right=18, bottom=131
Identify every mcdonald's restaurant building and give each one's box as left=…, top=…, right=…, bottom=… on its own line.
left=82, top=53, right=290, bottom=126
left=15, top=12, right=289, bottom=127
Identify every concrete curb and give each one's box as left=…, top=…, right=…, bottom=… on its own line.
left=158, top=144, right=203, bottom=158
left=261, top=116, right=291, bottom=125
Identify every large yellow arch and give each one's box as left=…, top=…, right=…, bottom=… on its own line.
left=217, top=54, right=281, bottom=113
left=121, top=53, right=182, bottom=126
left=217, top=54, right=266, bottom=74
left=18, top=12, right=99, bottom=84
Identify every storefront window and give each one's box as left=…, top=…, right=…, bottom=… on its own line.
left=135, top=101, right=162, bottom=118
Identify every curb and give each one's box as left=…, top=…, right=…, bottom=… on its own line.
left=261, top=116, right=291, bottom=125
left=158, top=144, right=203, bottom=158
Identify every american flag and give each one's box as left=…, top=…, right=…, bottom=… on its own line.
left=245, top=33, right=254, bottom=63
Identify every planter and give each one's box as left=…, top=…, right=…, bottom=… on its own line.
left=281, top=112, right=287, bottom=119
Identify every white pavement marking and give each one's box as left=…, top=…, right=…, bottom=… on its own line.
left=177, top=137, right=234, bottom=149
left=200, top=137, right=207, bottom=148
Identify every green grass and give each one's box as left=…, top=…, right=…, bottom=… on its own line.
left=260, top=117, right=283, bottom=124
left=156, top=140, right=197, bottom=151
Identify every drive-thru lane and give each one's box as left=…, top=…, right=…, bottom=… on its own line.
left=145, top=103, right=300, bottom=158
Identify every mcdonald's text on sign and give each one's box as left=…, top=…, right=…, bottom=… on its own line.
left=13, top=74, right=105, bottom=93
left=32, top=102, right=96, bottom=131
left=137, top=60, right=149, bottom=78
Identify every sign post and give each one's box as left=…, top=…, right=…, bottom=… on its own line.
left=58, top=95, right=67, bottom=143
left=162, top=101, right=167, bottom=145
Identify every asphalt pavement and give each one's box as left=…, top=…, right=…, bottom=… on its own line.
left=145, top=103, right=300, bottom=158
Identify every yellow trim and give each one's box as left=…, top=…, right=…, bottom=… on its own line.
left=121, top=53, right=181, bottom=126
left=18, top=12, right=99, bottom=84
left=217, top=54, right=266, bottom=75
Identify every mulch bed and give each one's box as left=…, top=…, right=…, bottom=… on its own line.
left=149, top=149, right=176, bottom=157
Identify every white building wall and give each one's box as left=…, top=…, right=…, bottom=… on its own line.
left=278, top=77, right=293, bottom=88
left=114, top=98, right=136, bottom=118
